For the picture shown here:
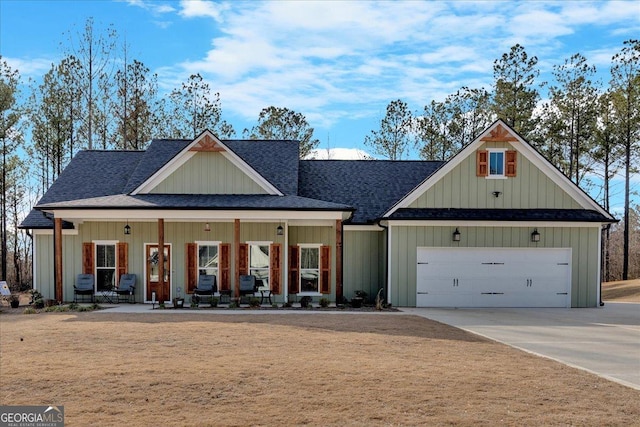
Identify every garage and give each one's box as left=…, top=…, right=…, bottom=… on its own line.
left=416, top=247, right=571, bottom=308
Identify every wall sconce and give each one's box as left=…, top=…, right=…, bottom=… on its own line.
left=531, top=228, right=541, bottom=243
left=452, top=228, right=461, bottom=242
left=204, top=222, right=211, bottom=232
left=276, top=225, right=284, bottom=235
left=124, top=223, right=131, bottom=235
left=492, top=191, right=501, bottom=198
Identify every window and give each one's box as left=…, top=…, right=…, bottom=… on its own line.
left=197, top=243, right=219, bottom=278
left=96, top=243, right=116, bottom=292
left=489, top=150, right=505, bottom=176
left=300, top=245, right=320, bottom=293
left=249, top=244, right=270, bottom=290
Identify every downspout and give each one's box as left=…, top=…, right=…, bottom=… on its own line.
left=599, top=224, right=611, bottom=307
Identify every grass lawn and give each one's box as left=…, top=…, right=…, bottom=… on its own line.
left=1, top=309, right=638, bottom=426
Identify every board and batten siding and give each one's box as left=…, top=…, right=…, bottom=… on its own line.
left=33, top=221, right=289, bottom=302
left=149, top=151, right=267, bottom=194
left=343, top=229, right=386, bottom=301
left=288, top=225, right=336, bottom=299
left=389, top=225, right=600, bottom=308
left=409, top=141, right=582, bottom=209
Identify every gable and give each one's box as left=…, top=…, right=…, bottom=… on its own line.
left=385, top=120, right=614, bottom=221
left=132, top=131, right=282, bottom=196
left=148, top=151, right=268, bottom=195
left=408, top=140, right=582, bottom=210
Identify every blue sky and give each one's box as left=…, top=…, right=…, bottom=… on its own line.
left=2, top=0, right=638, bottom=160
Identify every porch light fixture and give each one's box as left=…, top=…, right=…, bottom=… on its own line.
left=124, top=223, right=131, bottom=235
left=452, top=228, right=461, bottom=242
left=204, top=222, right=211, bottom=232
left=492, top=191, right=502, bottom=198
left=531, top=228, right=541, bottom=243
left=276, top=225, right=284, bottom=235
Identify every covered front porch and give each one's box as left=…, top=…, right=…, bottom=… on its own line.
left=35, top=207, right=349, bottom=305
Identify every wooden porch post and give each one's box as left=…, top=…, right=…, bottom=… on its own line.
left=158, top=218, right=165, bottom=302
left=234, top=219, right=240, bottom=297
left=335, top=219, right=343, bottom=303
left=54, top=217, right=63, bottom=302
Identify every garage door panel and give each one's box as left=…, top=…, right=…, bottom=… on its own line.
left=416, top=247, right=571, bottom=308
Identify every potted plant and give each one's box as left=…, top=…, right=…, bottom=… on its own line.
left=8, top=294, right=19, bottom=308
left=351, top=290, right=367, bottom=308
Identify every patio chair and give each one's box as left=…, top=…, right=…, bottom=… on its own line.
left=115, top=274, right=136, bottom=303
left=193, top=275, right=217, bottom=306
left=239, top=275, right=258, bottom=303
left=74, top=274, right=95, bottom=303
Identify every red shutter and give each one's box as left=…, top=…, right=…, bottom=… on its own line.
left=288, top=246, right=299, bottom=294
left=117, top=242, right=128, bottom=285
left=238, top=243, right=249, bottom=276
left=82, top=242, right=94, bottom=275
left=186, top=243, right=197, bottom=293
left=270, top=243, right=281, bottom=294
left=320, top=245, right=331, bottom=294
left=506, top=150, right=517, bottom=177
left=476, top=150, right=488, bottom=176
left=220, top=243, right=231, bottom=291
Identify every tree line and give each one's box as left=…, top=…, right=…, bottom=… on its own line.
left=0, top=18, right=638, bottom=289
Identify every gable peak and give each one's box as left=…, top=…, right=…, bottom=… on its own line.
left=480, top=123, right=518, bottom=142
left=190, top=132, right=225, bottom=152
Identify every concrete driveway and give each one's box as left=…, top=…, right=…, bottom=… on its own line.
left=402, top=302, right=640, bottom=390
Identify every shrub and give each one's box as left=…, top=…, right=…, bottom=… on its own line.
left=319, top=297, right=330, bottom=308
left=23, top=307, right=37, bottom=314
left=249, top=297, right=261, bottom=308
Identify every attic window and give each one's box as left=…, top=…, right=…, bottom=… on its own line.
left=477, top=149, right=517, bottom=178
left=489, top=150, right=505, bottom=177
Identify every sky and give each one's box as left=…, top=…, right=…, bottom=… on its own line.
left=0, top=0, right=638, bottom=210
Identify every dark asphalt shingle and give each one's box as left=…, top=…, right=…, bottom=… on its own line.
left=299, top=160, right=444, bottom=223
left=388, top=208, right=615, bottom=223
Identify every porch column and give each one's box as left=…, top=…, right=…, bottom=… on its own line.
left=158, top=218, right=165, bottom=302
left=234, top=219, right=240, bottom=297
left=54, top=217, right=63, bottom=302
left=335, top=219, right=343, bottom=303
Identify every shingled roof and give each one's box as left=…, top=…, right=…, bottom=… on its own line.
left=298, top=160, right=444, bottom=224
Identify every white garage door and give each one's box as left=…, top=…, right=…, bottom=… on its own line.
left=416, top=247, right=571, bottom=308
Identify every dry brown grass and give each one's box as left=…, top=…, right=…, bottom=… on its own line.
left=602, top=279, right=640, bottom=302
left=1, top=312, right=638, bottom=426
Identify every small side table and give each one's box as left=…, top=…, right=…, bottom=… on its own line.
left=219, top=290, right=232, bottom=304
left=259, top=289, right=272, bottom=305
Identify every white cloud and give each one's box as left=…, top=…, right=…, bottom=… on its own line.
left=148, top=0, right=636, bottom=137
left=4, top=56, right=55, bottom=79
left=179, top=0, right=228, bottom=22
left=308, top=147, right=373, bottom=160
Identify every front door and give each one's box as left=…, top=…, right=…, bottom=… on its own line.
left=146, top=244, right=171, bottom=302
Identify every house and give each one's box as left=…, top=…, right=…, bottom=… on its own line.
left=20, top=120, right=616, bottom=308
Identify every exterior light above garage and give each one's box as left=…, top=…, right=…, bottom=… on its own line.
left=531, top=228, right=541, bottom=242
left=452, top=228, right=461, bottom=242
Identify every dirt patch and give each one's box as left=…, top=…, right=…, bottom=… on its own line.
left=1, top=313, right=638, bottom=426
left=602, top=279, right=640, bottom=302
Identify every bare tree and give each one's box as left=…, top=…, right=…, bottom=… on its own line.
left=610, top=39, right=640, bottom=280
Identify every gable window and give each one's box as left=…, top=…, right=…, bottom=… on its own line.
left=300, top=245, right=320, bottom=293
left=249, top=243, right=270, bottom=290
left=197, top=242, right=219, bottom=278
left=489, top=150, right=505, bottom=177
left=96, top=242, right=116, bottom=292
left=477, top=149, right=517, bottom=178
